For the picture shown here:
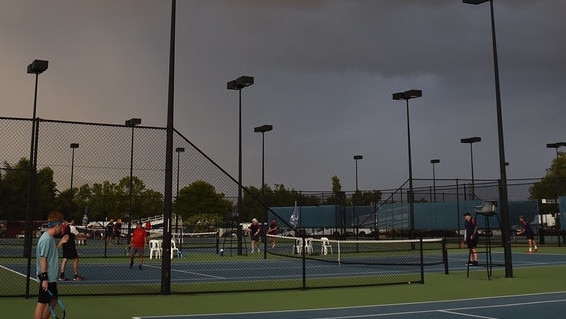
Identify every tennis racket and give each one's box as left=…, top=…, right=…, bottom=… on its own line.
left=46, top=289, right=66, bottom=319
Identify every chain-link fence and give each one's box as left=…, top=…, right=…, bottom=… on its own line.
left=0, top=117, right=561, bottom=297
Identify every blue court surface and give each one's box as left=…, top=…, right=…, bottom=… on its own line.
left=60, top=250, right=566, bottom=285
left=132, top=291, right=566, bottom=319
left=5, top=250, right=566, bottom=286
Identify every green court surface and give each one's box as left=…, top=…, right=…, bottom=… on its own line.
left=3, top=248, right=566, bottom=319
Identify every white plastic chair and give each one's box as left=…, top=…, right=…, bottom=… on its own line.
left=320, top=237, right=333, bottom=255
left=149, top=239, right=162, bottom=259
left=474, top=200, right=497, bottom=216
left=304, top=238, right=314, bottom=255
left=293, top=238, right=303, bottom=254
left=170, top=240, right=179, bottom=259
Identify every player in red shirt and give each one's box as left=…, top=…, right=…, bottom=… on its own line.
left=129, top=221, right=147, bottom=270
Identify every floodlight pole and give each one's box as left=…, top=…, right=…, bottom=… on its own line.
left=547, top=142, right=566, bottom=246
left=354, top=155, right=363, bottom=192
left=254, top=124, right=273, bottom=196
left=431, top=159, right=440, bottom=202
left=175, top=147, right=185, bottom=243
left=461, top=137, right=481, bottom=200
left=255, top=124, right=273, bottom=258
left=125, top=118, right=141, bottom=245
left=161, top=0, right=176, bottom=295
left=24, top=59, right=48, bottom=298
left=70, top=143, right=79, bottom=199
left=393, top=89, right=422, bottom=239
left=228, top=75, right=254, bottom=255
left=463, top=0, right=512, bottom=277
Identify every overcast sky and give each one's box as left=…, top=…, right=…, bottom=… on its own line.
left=1, top=0, right=565, bottom=195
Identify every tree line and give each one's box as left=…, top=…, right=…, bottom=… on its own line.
left=0, top=158, right=381, bottom=231
left=1, top=153, right=563, bottom=229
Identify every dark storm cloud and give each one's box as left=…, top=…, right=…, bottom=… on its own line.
left=1, top=0, right=564, bottom=194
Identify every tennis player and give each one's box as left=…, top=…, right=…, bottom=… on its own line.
left=246, top=218, right=262, bottom=253
left=463, top=213, right=478, bottom=266
left=267, top=218, right=279, bottom=248
left=34, top=211, right=69, bottom=319
left=59, top=218, right=84, bottom=281
left=129, top=221, right=147, bottom=270
left=517, top=215, right=538, bottom=253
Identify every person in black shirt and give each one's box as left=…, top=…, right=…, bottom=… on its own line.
left=246, top=218, right=262, bottom=253
left=114, top=218, right=122, bottom=244
left=517, top=215, right=538, bottom=253
left=59, top=218, right=84, bottom=281
left=464, top=213, right=478, bottom=266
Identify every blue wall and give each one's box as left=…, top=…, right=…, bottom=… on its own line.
left=269, top=200, right=540, bottom=231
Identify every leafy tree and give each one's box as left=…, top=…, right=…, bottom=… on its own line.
left=324, top=176, right=343, bottom=205
left=331, top=176, right=342, bottom=193
left=529, top=152, right=566, bottom=214
left=351, top=190, right=382, bottom=206
left=0, top=159, right=29, bottom=220
left=177, top=180, right=233, bottom=231
left=0, top=158, right=57, bottom=220
left=530, top=153, right=566, bottom=198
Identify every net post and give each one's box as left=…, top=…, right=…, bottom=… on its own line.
left=419, top=238, right=425, bottom=284
left=216, top=231, right=220, bottom=254
left=301, top=231, right=306, bottom=290
left=442, top=237, right=449, bottom=275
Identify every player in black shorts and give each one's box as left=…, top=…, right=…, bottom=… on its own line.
left=464, top=213, right=478, bottom=266
left=517, top=215, right=538, bottom=253
left=59, top=218, right=84, bottom=281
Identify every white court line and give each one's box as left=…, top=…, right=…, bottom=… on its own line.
left=0, top=264, right=30, bottom=278
left=438, top=310, right=501, bottom=319
left=131, top=292, right=566, bottom=319
left=143, top=264, right=226, bottom=279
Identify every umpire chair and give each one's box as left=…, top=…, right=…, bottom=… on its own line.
left=468, top=200, right=500, bottom=279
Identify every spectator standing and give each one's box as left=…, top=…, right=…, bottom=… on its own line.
left=114, top=218, right=122, bottom=244
left=105, top=219, right=115, bottom=245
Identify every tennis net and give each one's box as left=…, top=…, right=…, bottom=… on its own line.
left=266, top=234, right=447, bottom=268
left=174, top=231, right=219, bottom=252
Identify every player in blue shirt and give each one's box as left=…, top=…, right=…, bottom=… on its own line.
left=34, top=211, right=69, bottom=319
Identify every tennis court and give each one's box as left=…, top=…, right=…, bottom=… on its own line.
left=2, top=247, right=566, bottom=319
left=130, top=291, right=566, bottom=319
left=3, top=244, right=565, bottom=289
left=18, top=249, right=566, bottom=285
